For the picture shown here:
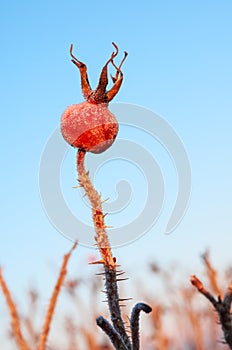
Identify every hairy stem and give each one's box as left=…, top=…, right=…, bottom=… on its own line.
left=77, top=149, right=131, bottom=349
left=77, top=149, right=115, bottom=268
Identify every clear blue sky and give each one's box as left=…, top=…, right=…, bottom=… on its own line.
left=0, top=0, right=232, bottom=338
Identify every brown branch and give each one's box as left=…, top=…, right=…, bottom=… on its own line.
left=190, top=275, right=218, bottom=307
left=37, top=242, right=77, bottom=350
left=219, top=281, right=232, bottom=349
left=130, top=303, right=152, bottom=350
left=0, top=267, right=30, bottom=350
left=96, top=316, right=128, bottom=350
left=191, top=275, right=232, bottom=349
left=103, top=266, right=132, bottom=349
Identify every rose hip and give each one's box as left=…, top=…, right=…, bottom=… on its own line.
left=61, top=43, right=127, bottom=153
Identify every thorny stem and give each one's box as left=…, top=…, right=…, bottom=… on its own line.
left=104, top=267, right=132, bottom=349
left=77, top=149, right=132, bottom=349
left=0, top=268, right=30, bottom=350
left=77, top=149, right=116, bottom=269
left=96, top=316, right=128, bottom=350
left=130, top=303, right=152, bottom=350
left=191, top=275, right=232, bottom=349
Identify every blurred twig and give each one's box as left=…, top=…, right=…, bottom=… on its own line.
left=191, top=275, right=232, bottom=349
left=37, top=242, right=77, bottom=350
left=0, top=268, right=30, bottom=350
left=201, top=251, right=222, bottom=297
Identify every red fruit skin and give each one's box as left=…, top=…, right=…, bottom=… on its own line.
left=61, top=102, right=119, bottom=154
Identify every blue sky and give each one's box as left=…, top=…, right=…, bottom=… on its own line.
left=0, top=0, right=232, bottom=341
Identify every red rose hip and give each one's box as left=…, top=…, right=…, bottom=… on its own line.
left=61, top=43, right=127, bottom=154
left=61, top=102, right=118, bottom=154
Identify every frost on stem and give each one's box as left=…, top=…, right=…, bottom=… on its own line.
left=77, top=149, right=116, bottom=269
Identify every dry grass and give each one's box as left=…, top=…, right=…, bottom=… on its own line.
left=1, top=249, right=232, bottom=349
left=0, top=242, right=77, bottom=350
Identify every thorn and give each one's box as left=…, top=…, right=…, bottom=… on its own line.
left=116, top=272, right=125, bottom=276
left=116, top=278, right=129, bottom=282
left=118, top=298, right=133, bottom=301
left=88, top=260, right=105, bottom=265
left=101, top=197, right=110, bottom=204
left=104, top=225, right=113, bottom=229
left=72, top=185, right=82, bottom=189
